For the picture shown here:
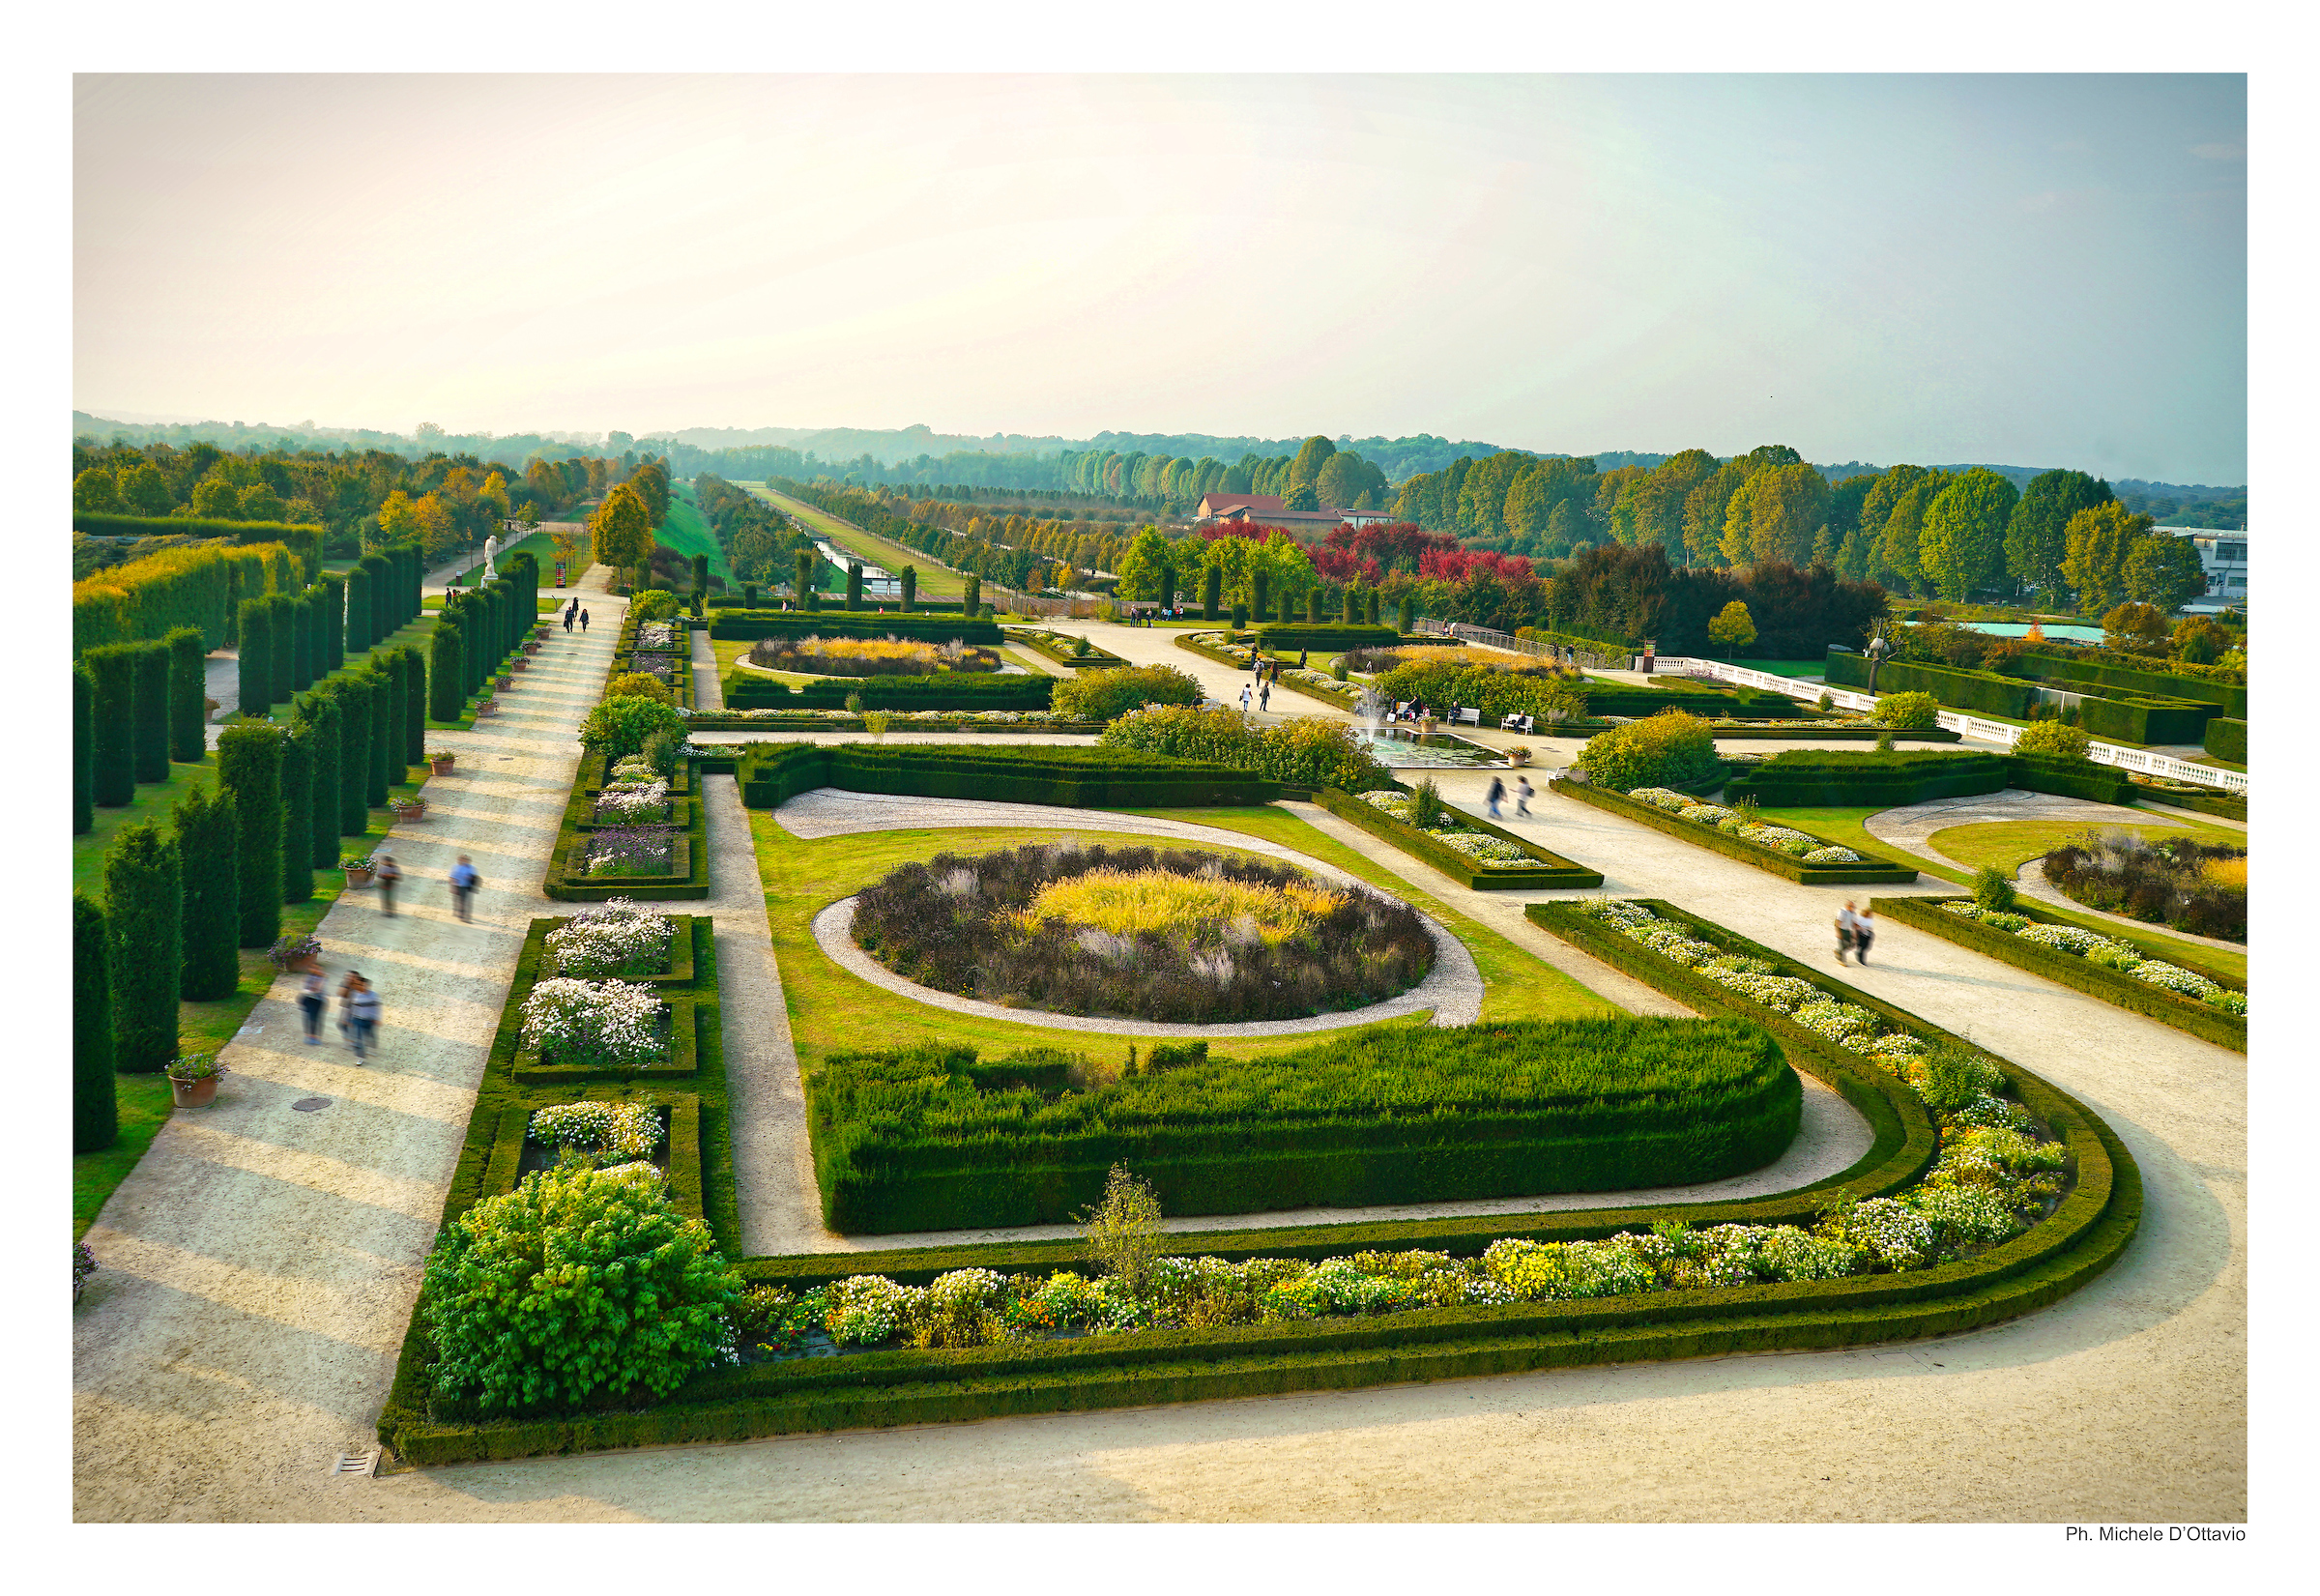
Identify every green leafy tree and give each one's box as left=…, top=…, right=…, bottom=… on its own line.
left=2005, top=469, right=2112, bottom=599
left=1874, top=471, right=1951, bottom=596
left=1287, top=436, right=1337, bottom=496
left=104, top=820, right=183, bottom=1072
left=1116, top=527, right=1178, bottom=601
left=74, top=892, right=119, bottom=1150
left=1077, top=1164, right=1165, bottom=1298
left=121, top=462, right=173, bottom=516
left=1722, top=462, right=1830, bottom=568
left=2061, top=503, right=2153, bottom=613
left=1052, top=664, right=1204, bottom=722
left=2122, top=532, right=2208, bottom=612
left=174, top=780, right=241, bottom=1000
left=1873, top=690, right=1942, bottom=730
left=2102, top=601, right=2171, bottom=651
left=420, top=1165, right=743, bottom=1412
left=1282, top=482, right=1320, bottom=512
left=74, top=468, right=123, bottom=514
left=1916, top=468, right=2019, bottom=600
left=1706, top=600, right=1756, bottom=659
left=592, top=483, right=655, bottom=573
left=217, top=723, right=282, bottom=947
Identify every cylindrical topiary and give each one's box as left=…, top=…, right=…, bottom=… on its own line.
left=343, top=561, right=373, bottom=656
left=85, top=644, right=138, bottom=806
left=1253, top=568, right=1270, bottom=624
left=237, top=597, right=274, bottom=715
left=217, top=722, right=283, bottom=947
left=1204, top=566, right=1222, bottom=622
left=173, top=779, right=241, bottom=1000
left=73, top=664, right=95, bottom=833
left=267, top=592, right=296, bottom=706
left=962, top=574, right=978, bottom=618
left=741, top=582, right=758, bottom=607
left=1367, top=590, right=1381, bottom=625
left=363, top=667, right=392, bottom=806
left=297, top=689, right=341, bottom=866
left=164, top=625, right=209, bottom=763
left=691, top=552, right=709, bottom=595
left=402, top=645, right=427, bottom=763
left=337, top=672, right=371, bottom=833
left=290, top=585, right=315, bottom=693
left=1342, top=585, right=1359, bottom=625
left=794, top=549, right=813, bottom=605
left=280, top=719, right=314, bottom=903
left=103, top=820, right=183, bottom=1072
left=130, top=638, right=171, bottom=783
left=319, top=571, right=347, bottom=671
left=74, top=893, right=117, bottom=1152
left=430, top=614, right=465, bottom=721
left=359, top=552, right=393, bottom=644
left=1398, top=594, right=1414, bottom=633
left=900, top=566, right=916, bottom=612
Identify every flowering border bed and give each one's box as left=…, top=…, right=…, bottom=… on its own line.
left=1315, top=785, right=1603, bottom=890
left=480, top=1093, right=706, bottom=1220
left=544, top=750, right=712, bottom=902
left=1872, top=896, right=2246, bottom=1053
left=1550, top=776, right=1921, bottom=885
left=1005, top=625, right=1129, bottom=669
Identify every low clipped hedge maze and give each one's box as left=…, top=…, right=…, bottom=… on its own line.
left=1551, top=777, right=1921, bottom=885
left=734, top=741, right=1280, bottom=809
left=1823, top=652, right=2218, bottom=745
left=1581, top=682, right=1817, bottom=720
left=1315, top=784, right=1604, bottom=890
left=1873, top=896, right=2246, bottom=1052
left=724, top=672, right=1055, bottom=711
left=543, top=751, right=710, bottom=901
left=2021, top=647, right=2246, bottom=720
left=1724, top=749, right=2139, bottom=809
left=377, top=890, right=2137, bottom=1465
left=709, top=609, right=1002, bottom=645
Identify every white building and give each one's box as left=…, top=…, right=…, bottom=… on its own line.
left=2160, top=528, right=2248, bottom=606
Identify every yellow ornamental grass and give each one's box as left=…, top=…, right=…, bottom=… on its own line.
left=2198, top=856, right=2247, bottom=893
left=1008, top=868, right=1345, bottom=948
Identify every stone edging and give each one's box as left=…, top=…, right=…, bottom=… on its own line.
left=808, top=895, right=1484, bottom=1037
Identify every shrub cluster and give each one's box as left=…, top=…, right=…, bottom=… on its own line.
left=2041, top=829, right=2246, bottom=942
left=1100, top=704, right=1390, bottom=792
left=1051, top=664, right=1203, bottom=723
left=851, top=842, right=1435, bottom=1024
left=1573, top=711, right=1721, bottom=793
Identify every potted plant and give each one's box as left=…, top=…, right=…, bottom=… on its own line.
left=495, top=672, right=514, bottom=690
left=166, top=1052, right=227, bottom=1110
left=391, top=794, right=428, bottom=822
left=340, top=854, right=376, bottom=888
left=476, top=695, right=498, bottom=717
left=428, top=748, right=456, bottom=775
left=1508, top=746, right=1533, bottom=767
left=267, top=933, right=324, bottom=974
left=510, top=655, right=529, bottom=672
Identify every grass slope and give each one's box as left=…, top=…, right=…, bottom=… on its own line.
left=657, top=490, right=737, bottom=588
left=751, top=483, right=971, bottom=600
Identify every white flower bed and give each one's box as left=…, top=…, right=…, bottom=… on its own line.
left=636, top=623, right=679, bottom=651
left=529, top=1100, right=664, bottom=1164
left=1619, top=786, right=1863, bottom=866
left=519, top=977, right=668, bottom=1071
left=1360, top=789, right=1534, bottom=869
left=1943, top=903, right=2246, bottom=1015
left=595, top=780, right=671, bottom=824
left=545, top=898, right=675, bottom=979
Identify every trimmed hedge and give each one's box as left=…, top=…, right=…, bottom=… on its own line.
left=1551, top=777, right=1920, bottom=884
left=811, top=1019, right=1804, bottom=1233
left=217, top=723, right=283, bottom=947
left=72, top=514, right=322, bottom=578
left=1315, top=785, right=1604, bottom=890
left=84, top=645, right=138, bottom=807
left=1580, top=682, right=1816, bottom=720
left=236, top=597, right=273, bottom=715
left=130, top=638, right=170, bottom=783
left=173, top=780, right=241, bottom=1001
left=165, top=626, right=208, bottom=763
left=2131, top=780, right=2245, bottom=822
left=1823, top=652, right=2217, bottom=744
left=73, top=665, right=95, bottom=833
left=2021, top=647, right=2246, bottom=719
left=1873, top=896, right=2245, bottom=1052
left=2203, top=717, right=2245, bottom=764
left=72, top=536, right=306, bottom=656
left=1006, top=628, right=1128, bottom=668
left=710, top=611, right=1002, bottom=645
left=1726, top=750, right=2013, bottom=808
left=723, top=672, right=1055, bottom=711
left=73, top=894, right=117, bottom=1152
left=280, top=720, right=315, bottom=904
left=1252, top=623, right=1402, bottom=652
left=735, top=741, right=1280, bottom=809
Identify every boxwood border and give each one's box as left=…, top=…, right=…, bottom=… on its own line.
left=1003, top=625, right=1129, bottom=669
left=1872, top=895, right=2245, bottom=1053
left=482, top=1092, right=707, bottom=1220
left=1315, top=784, right=1603, bottom=889
left=543, top=751, right=711, bottom=901
left=1551, top=777, right=1921, bottom=885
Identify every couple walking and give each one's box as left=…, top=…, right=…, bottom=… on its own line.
left=1239, top=680, right=1271, bottom=714
left=1485, top=774, right=1533, bottom=819
left=296, top=967, right=382, bottom=1062
left=1836, top=902, right=1876, bottom=965
left=563, top=596, right=590, bottom=632
left=367, top=853, right=481, bottom=922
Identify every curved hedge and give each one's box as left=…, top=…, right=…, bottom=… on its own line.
left=2203, top=717, right=2246, bottom=764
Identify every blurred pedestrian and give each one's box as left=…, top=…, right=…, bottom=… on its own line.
left=374, top=853, right=402, bottom=917
left=449, top=854, right=479, bottom=923
left=1516, top=774, right=1533, bottom=817
left=346, top=974, right=380, bottom=1063
left=1258, top=681, right=1271, bottom=712
left=1836, top=902, right=1859, bottom=965
left=1854, top=906, right=1876, bottom=966
left=1487, top=775, right=1505, bottom=819
left=298, top=967, right=328, bottom=1045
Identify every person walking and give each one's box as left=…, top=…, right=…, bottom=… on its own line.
left=298, top=967, right=328, bottom=1045
left=1487, top=774, right=1505, bottom=819
left=1836, top=902, right=1860, bottom=965
left=1258, top=680, right=1271, bottom=713
left=449, top=855, right=480, bottom=923
left=374, top=853, right=403, bottom=917
left=563, top=600, right=576, bottom=632
left=1239, top=682, right=1253, bottom=714
left=1853, top=905, right=1876, bottom=966
left=1516, top=774, right=1533, bottom=817
left=579, top=607, right=591, bottom=632
left=346, top=974, right=381, bottom=1064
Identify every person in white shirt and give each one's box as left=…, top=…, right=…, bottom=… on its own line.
left=1836, top=902, right=1860, bottom=965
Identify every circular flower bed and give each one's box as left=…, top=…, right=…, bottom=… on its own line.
left=850, top=842, right=1436, bottom=1023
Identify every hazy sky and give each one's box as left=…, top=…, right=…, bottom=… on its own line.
left=73, top=73, right=2247, bottom=481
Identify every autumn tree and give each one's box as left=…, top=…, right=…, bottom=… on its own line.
left=1706, top=599, right=1757, bottom=659
left=591, top=483, right=655, bottom=573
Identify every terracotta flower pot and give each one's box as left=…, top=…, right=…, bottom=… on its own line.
left=430, top=757, right=455, bottom=775
left=344, top=866, right=375, bottom=888
left=392, top=802, right=427, bottom=823
left=511, top=658, right=528, bottom=672
left=523, top=641, right=540, bottom=654
left=477, top=700, right=498, bottom=716
left=168, top=1075, right=219, bottom=1109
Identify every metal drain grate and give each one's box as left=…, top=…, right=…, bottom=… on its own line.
left=333, top=1451, right=376, bottom=1476
left=292, top=1097, right=332, bottom=1113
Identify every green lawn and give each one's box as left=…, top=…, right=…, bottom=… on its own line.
left=1926, top=816, right=2245, bottom=878
left=1755, top=802, right=2245, bottom=981
left=751, top=484, right=970, bottom=599
left=748, top=807, right=1616, bottom=1083
left=657, top=491, right=737, bottom=589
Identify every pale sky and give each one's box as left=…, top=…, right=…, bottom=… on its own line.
left=73, top=73, right=2247, bottom=482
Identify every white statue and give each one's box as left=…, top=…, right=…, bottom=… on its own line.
left=482, top=532, right=502, bottom=580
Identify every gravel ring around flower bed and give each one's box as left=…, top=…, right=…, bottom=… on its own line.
left=811, top=894, right=1482, bottom=1036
